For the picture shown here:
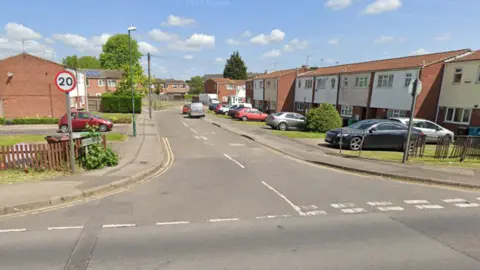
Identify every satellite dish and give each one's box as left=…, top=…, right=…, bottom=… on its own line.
left=7, top=72, right=14, bottom=77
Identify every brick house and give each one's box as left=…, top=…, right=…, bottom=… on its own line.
left=158, top=79, right=188, bottom=97
left=84, top=69, right=123, bottom=96
left=204, top=78, right=245, bottom=103
left=0, top=53, right=87, bottom=118
left=437, top=50, right=480, bottom=134
left=245, top=79, right=253, bottom=104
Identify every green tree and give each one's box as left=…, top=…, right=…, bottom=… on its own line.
left=100, top=34, right=142, bottom=70
left=115, top=63, right=148, bottom=96
left=223, top=51, right=248, bottom=80
left=187, top=76, right=204, bottom=94
left=305, top=103, right=342, bottom=132
left=78, top=56, right=101, bottom=69
left=62, top=55, right=79, bottom=67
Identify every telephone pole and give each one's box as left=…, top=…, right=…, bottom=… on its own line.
left=147, top=53, right=152, bottom=120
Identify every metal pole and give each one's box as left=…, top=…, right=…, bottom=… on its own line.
left=148, top=52, right=152, bottom=119
left=129, top=30, right=136, bottom=137
left=402, top=78, right=419, bottom=163
left=66, top=93, right=75, bottom=173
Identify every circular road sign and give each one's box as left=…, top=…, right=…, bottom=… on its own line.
left=54, top=70, right=77, bottom=93
left=408, top=79, right=422, bottom=97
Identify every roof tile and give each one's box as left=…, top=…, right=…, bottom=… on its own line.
left=449, top=50, right=480, bottom=63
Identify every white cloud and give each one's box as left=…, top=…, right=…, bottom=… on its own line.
left=328, top=38, right=339, bottom=45
left=138, top=41, right=158, bottom=54
left=374, top=35, right=395, bottom=44
left=52, top=32, right=111, bottom=52
left=183, top=54, right=193, bottom=60
left=214, top=57, right=224, bottom=64
left=226, top=38, right=240, bottom=45
left=44, top=37, right=55, bottom=44
left=5, top=23, right=42, bottom=40
left=435, top=34, right=451, bottom=42
left=324, top=0, right=352, bottom=10
left=284, top=38, right=308, bottom=52
left=0, top=38, right=51, bottom=58
left=90, top=33, right=112, bottom=45
left=409, top=48, right=429, bottom=56
left=262, top=49, right=281, bottom=58
left=162, top=15, right=196, bottom=27
left=167, top=33, right=215, bottom=51
left=250, top=29, right=285, bottom=45
left=148, top=29, right=179, bottom=42
left=325, top=58, right=336, bottom=64
left=242, top=31, right=251, bottom=37
left=364, top=0, right=402, bottom=14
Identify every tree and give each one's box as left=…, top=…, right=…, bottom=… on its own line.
left=115, top=63, right=148, bottom=96
left=187, top=76, right=204, bottom=94
left=223, top=51, right=247, bottom=80
left=309, top=66, right=318, bottom=70
left=100, top=34, right=142, bottom=70
left=62, top=55, right=78, bottom=67
left=305, top=103, right=342, bottom=132
left=62, top=55, right=101, bottom=69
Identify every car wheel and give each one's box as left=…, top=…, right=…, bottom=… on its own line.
left=99, top=124, right=108, bottom=132
left=349, top=137, right=363, bottom=151
left=242, top=116, right=248, bottom=121
left=278, top=122, right=287, bottom=131
left=60, top=125, right=69, bottom=133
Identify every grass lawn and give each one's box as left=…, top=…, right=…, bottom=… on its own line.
left=105, top=132, right=127, bottom=141
left=0, top=134, right=46, bottom=146
left=0, top=169, right=63, bottom=184
left=271, top=130, right=326, bottom=139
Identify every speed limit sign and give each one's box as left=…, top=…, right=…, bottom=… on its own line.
left=54, top=70, right=77, bottom=93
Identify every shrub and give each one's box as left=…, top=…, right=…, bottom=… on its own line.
left=80, top=126, right=119, bottom=170
left=12, top=117, right=59, bottom=125
left=306, top=103, right=342, bottom=132
left=0, top=117, right=5, bottom=125
left=100, top=93, right=141, bottom=113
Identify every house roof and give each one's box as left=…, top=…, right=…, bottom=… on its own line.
left=232, top=79, right=246, bottom=85
left=163, top=79, right=185, bottom=84
left=0, top=53, right=65, bottom=67
left=448, top=50, right=480, bottom=63
left=299, top=49, right=471, bottom=77
left=254, top=68, right=298, bottom=79
left=209, top=78, right=234, bottom=84
left=83, top=69, right=123, bottom=79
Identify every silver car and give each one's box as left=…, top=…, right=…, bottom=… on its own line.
left=189, top=102, right=205, bottom=118
left=266, top=112, right=307, bottom=131
left=388, top=117, right=454, bottom=142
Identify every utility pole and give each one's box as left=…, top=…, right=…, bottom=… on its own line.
left=148, top=53, right=152, bottom=120
left=272, top=61, right=277, bottom=71
left=306, top=55, right=310, bottom=66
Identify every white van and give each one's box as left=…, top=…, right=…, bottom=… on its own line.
left=199, top=94, right=220, bottom=106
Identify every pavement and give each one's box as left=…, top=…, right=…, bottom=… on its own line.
left=0, top=124, right=129, bottom=135
left=205, top=115, right=480, bottom=189
left=1, top=107, right=480, bottom=269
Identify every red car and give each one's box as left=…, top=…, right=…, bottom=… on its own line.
left=182, top=104, right=191, bottom=114
left=58, top=111, right=113, bottom=133
left=214, top=104, right=227, bottom=114
left=234, top=108, right=268, bottom=121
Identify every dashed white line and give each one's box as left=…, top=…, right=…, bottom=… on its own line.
left=443, top=198, right=466, bottom=203
left=367, top=201, right=392, bottom=206
left=208, top=218, right=240, bottom=223
left=190, top=128, right=198, bottom=134
left=256, top=214, right=291, bottom=220
left=229, top=143, right=245, bottom=147
left=415, top=205, right=444, bottom=210
left=102, top=224, right=137, bottom=228
left=48, top=226, right=84, bottom=231
left=0, top=228, right=26, bottom=233
left=223, top=154, right=245, bottom=168
left=200, top=136, right=208, bottom=140
left=156, top=221, right=190, bottom=226
left=182, top=122, right=189, bottom=128
left=341, top=208, right=367, bottom=214
left=404, top=200, right=430, bottom=204
left=261, top=181, right=306, bottom=216
left=305, top=210, right=327, bottom=216
left=377, top=206, right=404, bottom=212
left=331, top=203, right=356, bottom=209
left=455, top=203, right=480, bottom=208
left=301, top=205, right=319, bottom=210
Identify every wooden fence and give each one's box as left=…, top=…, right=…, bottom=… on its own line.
left=434, top=136, right=480, bottom=160
left=408, top=135, right=426, bottom=158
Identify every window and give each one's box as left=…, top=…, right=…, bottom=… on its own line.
left=331, top=78, right=336, bottom=89
left=78, top=112, right=91, bottom=119
left=107, top=79, right=117, bottom=87
left=260, top=81, right=264, bottom=88
left=286, top=113, right=296, bottom=119
left=97, top=79, right=104, bottom=86
left=295, top=102, right=304, bottom=111
left=305, top=79, right=313, bottom=88
left=298, top=80, right=302, bottom=88
left=317, top=78, right=326, bottom=89
left=453, top=68, right=463, bottom=83
left=340, top=105, right=353, bottom=117
left=267, top=81, right=271, bottom=87
left=444, top=108, right=471, bottom=124
left=226, top=84, right=234, bottom=90
left=343, top=77, right=348, bottom=88
left=173, top=84, right=177, bottom=88
left=273, top=80, right=276, bottom=88
left=354, top=76, right=368, bottom=88
left=387, top=109, right=407, bottom=118
left=404, top=73, right=412, bottom=87
left=95, top=93, right=102, bottom=97
left=377, top=123, right=406, bottom=131
left=377, top=74, right=394, bottom=88
left=86, top=79, right=90, bottom=87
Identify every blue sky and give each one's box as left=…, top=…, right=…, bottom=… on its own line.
left=1, top=0, right=478, bottom=79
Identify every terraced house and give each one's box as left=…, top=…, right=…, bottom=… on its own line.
left=84, top=69, right=123, bottom=96
left=204, top=78, right=246, bottom=103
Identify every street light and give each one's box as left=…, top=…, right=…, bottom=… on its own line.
left=128, top=25, right=137, bottom=136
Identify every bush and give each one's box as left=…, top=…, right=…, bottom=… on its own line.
left=12, top=117, right=59, bottom=125
left=100, top=93, right=142, bottom=113
left=80, top=127, right=119, bottom=170
left=306, top=103, right=342, bottom=132
left=0, top=117, right=5, bottom=125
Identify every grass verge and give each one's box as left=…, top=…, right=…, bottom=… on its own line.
left=105, top=132, right=128, bottom=141
left=0, top=170, right=63, bottom=184
left=0, top=135, right=46, bottom=146
left=94, top=112, right=131, bottom=124
left=271, top=130, right=326, bottom=139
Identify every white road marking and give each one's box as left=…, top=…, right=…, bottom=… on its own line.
left=331, top=203, right=356, bottom=209
left=47, top=226, right=83, bottom=230
left=256, top=215, right=291, bottom=220
left=156, top=221, right=190, bottom=226
left=204, top=142, right=214, bottom=146
left=229, top=143, right=245, bottom=147
left=367, top=201, right=392, bottom=206
left=212, top=132, right=216, bottom=134
left=455, top=203, right=480, bottom=208
left=102, top=224, right=137, bottom=228
left=377, top=206, right=404, bottom=212
left=193, top=135, right=201, bottom=140
left=443, top=198, right=466, bottom=203
left=341, top=208, right=367, bottom=214
left=182, top=122, right=189, bottom=128
left=208, top=218, right=240, bottom=222
left=200, top=136, right=208, bottom=140
left=190, top=128, right=198, bottom=134
left=301, top=205, right=319, bottom=210
left=261, top=181, right=306, bottom=216
left=0, top=228, right=26, bottom=233
left=305, top=210, right=327, bottom=216
left=223, top=154, right=245, bottom=168
left=404, top=200, right=430, bottom=204
left=415, top=205, right=444, bottom=210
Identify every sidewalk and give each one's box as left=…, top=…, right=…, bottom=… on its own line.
left=205, top=115, right=480, bottom=189
left=0, top=111, right=168, bottom=215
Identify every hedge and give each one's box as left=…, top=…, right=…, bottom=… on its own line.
left=0, top=118, right=5, bottom=125
left=11, top=117, right=59, bottom=125
left=100, top=93, right=142, bottom=113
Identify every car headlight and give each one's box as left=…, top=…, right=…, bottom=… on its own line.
left=336, top=133, right=349, bottom=137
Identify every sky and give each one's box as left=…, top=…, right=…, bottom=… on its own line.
left=0, top=0, right=478, bottom=80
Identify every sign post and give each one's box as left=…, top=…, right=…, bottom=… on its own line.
left=54, top=70, right=77, bottom=173
left=402, top=77, right=423, bottom=163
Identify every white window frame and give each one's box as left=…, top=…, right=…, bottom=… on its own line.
left=331, top=78, right=336, bottom=89
left=343, top=77, right=348, bottom=88
left=305, top=79, right=313, bottom=88
left=317, top=78, right=326, bottom=89
left=377, top=74, right=394, bottom=88
left=387, top=109, right=407, bottom=118
left=95, top=93, right=102, bottom=97
left=295, top=101, right=304, bottom=111
left=298, top=80, right=302, bottom=88
left=444, top=107, right=472, bottom=124
left=354, top=76, right=368, bottom=88
left=266, top=81, right=271, bottom=88
left=453, top=67, right=463, bottom=83
left=107, top=79, right=117, bottom=87
left=404, top=73, right=412, bottom=87
left=97, top=79, right=104, bottom=87
left=86, top=79, right=90, bottom=87
left=260, top=81, right=264, bottom=88
left=340, top=105, right=353, bottom=117
left=226, top=84, right=234, bottom=90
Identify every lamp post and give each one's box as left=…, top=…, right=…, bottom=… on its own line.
left=128, top=26, right=137, bottom=137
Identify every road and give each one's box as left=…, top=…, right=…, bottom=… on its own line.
left=1, top=108, right=480, bottom=269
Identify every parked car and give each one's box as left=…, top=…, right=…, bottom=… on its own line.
left=217, top=104, right=235, bottom=114
left=182, top=104, right=191, bottom=115
left=227, top=103, right=253, bottom=117
left=265, top=112, right=307, bottom=131
left=208, top=103, right=218, bottom=111
left=388, top=117, right=454, bottom=143
left=59, top=111, right=113, bottom=133
left=324, top=119, right=424, bottom=151
left=234, top=108, right=268, bottom=121
left=188, top=102, right=205, bottom=118
left=214, top=104, right=225, bottom=114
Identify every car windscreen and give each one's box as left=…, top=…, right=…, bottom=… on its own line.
left=349, top=120, right=377, bottom=130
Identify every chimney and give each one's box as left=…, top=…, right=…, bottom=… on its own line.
left=264, top=70, right=268, bottom=74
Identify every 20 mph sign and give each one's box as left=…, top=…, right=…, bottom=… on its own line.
left=54, top=70, right=77, bottom=93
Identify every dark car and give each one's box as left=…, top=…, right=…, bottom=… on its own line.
left=208, top=103, right=218, bottom=111
left=59, top=111, right=113, bottom=133
left=227, top=104, right=252, bottom=117
left=324, top=119, right=424, bottom=151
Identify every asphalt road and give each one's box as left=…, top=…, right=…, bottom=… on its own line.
left=1, top=108, right=480, bottom=269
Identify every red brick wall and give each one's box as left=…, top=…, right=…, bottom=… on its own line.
left=0, top=54, right=67, bottom=118
left=437, top=107, right=480, bottom=134
left=472, top=109, right=480, bottom=126
left=86, top=78, right=120, bottom=96
left=217, top=84, right=237, bottom=103
left=204, top=80, right=217, bottom=95
left=277, top=72, right=297, bottom=112
left=416, top=62, right=444, bottom=121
